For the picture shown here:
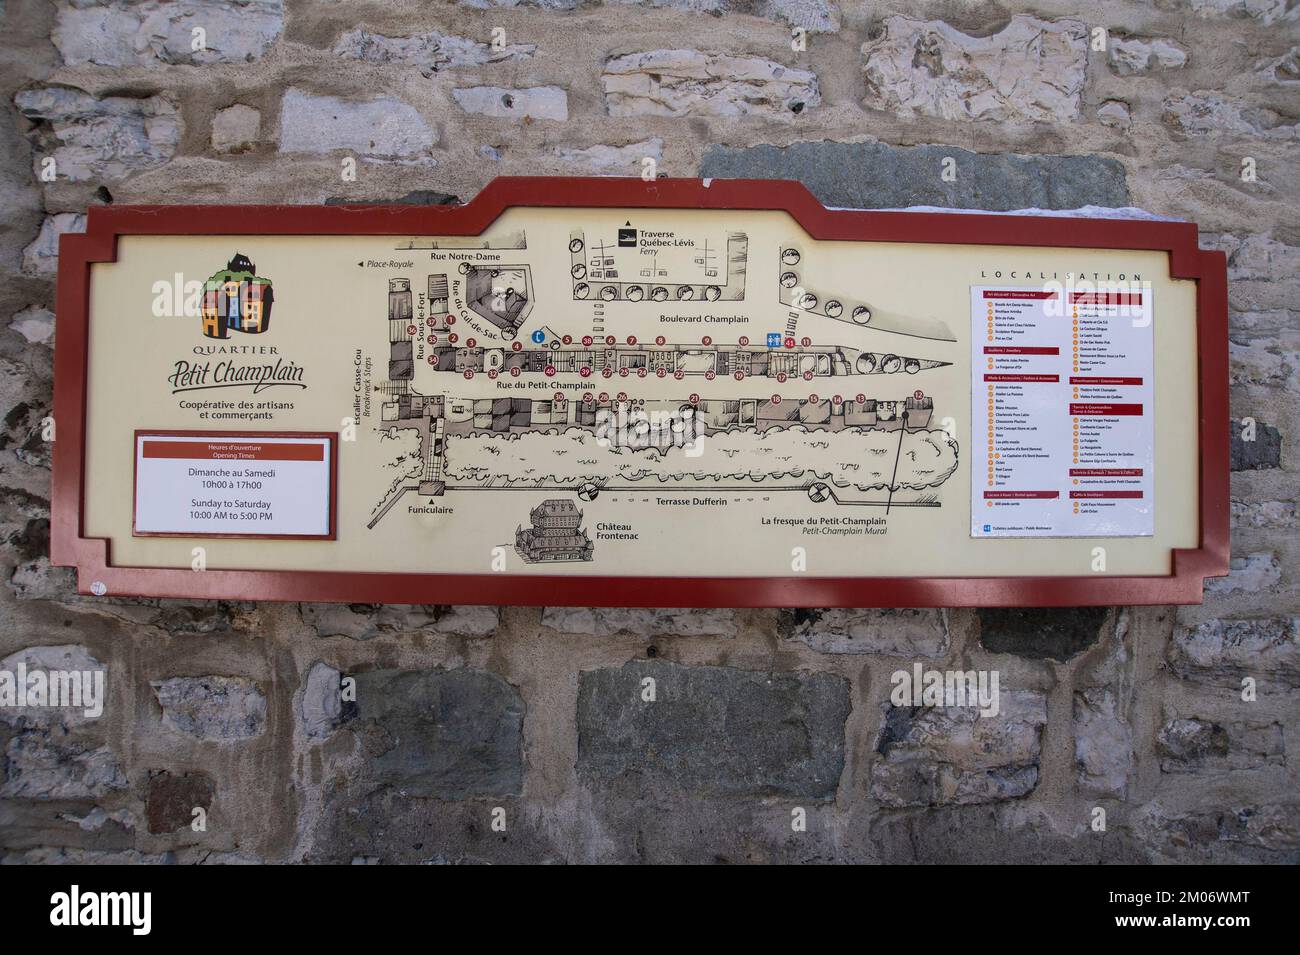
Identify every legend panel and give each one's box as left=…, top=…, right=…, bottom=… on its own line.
left=971, top=286, right=1154, bottom=538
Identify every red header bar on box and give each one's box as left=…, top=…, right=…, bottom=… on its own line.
left=141, top=440, right=325, bottom=462
left=985, top=346, right=1061, bottom=355
left=1069, top=403, right=1144, bottom=416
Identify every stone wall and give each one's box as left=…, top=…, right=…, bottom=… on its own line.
left=1, top=0, right=1297, bottom=863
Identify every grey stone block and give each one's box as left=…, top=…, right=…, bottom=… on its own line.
left=870, top=690, right=1048, bottom=807
left=778, top=607, right=948, bottom=657
left=543, top=606, right=736, bottom=637
left=301, top=603, right=498, bottom=639
left=151, top=676, right=267, bottom=740
left=1074, top=687, right=1133, bottom=796
left=1133, top=802, right=1300, bottom=863
left=279, top=89, right=435, bottom=159
left=862, top=16, right=1087, bottom=124
left=1168, top=617, right=1300, bottom=688
left=53, top=0, right=283, bottom=67
left=0, top=644, right=106, bottom=730
left=604, top=50, right=819, bottom=118
left=300, top=662, right=342, bottom=740
left=324, top=191, right=459, bottom=206
left=1157, top=715, right=1284, bottom=774
left=14, top=87, right=179, bottom=182
left=1, top=733, right=127, bottom=800
left=576, top=660, right=849, bottom=798
left=351, top=669, right=524, bottom=799
left=1230, top=418, right=1282, bottom=470
left=700, top=141, right=1128, bottom=211
left=978, top=607, right=1108, bottom=660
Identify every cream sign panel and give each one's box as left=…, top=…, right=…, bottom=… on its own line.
left=78, top=204, right=1200, bottom=585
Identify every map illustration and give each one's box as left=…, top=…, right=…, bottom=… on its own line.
left=364, top=211, right=962, bottom=550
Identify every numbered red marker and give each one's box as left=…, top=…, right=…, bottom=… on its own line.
left=832, top=394, right=843, bottom=405
left=803, top=371, right=814, bottom=381
left=605, top=336, right=616, bottom=346
left=562, top=335, right=573, bottom=345
left=673, top=370, right=685, bottom=380
left=580, top=367, right=592, bottom=378
left=734, top=371, right=745, bottom=381
left=777, top=372, right=788, bottom=383
left=704, top=371, right=716, bottom=381
left=801, top=337, right=811, bottom=347
left=702, top=336, right=712, bottom=346
left=427, top=356, right=438, bottom=365
left=619, top=368, right=630, bottom=377
left=582, top=336, right=593, bottom=346
left=427, top=335, right=436, bottom=345
left=466, top=338, right=477, bottom=348
left=602, top=368, right=613, bottom=378
left=406, top=324, right=417, bottom=336
left=637, top=368, right=648, bottom=378
left=656, top=368, right=666, bottom=378
left=914, top=390, right=925, bottom=400
left=655, top=335, right=666, bottom=345
left=510, top=367, right=521, bottom=378
left=511, top=341, right=523, bottom=351
left=583, top=392, right=594, bottom=403
left=689, top=393, right=700, bottom=404
left=487, top=369, right=498, bottom=379
left=448, top=333, right=459, bottom=344
left=617, top=392, right=628, bottom=402
left=627, top=336, right=637, bottom=345
left=555, top=392, right=565, bottom=402
left=738, top=335, right=749, bottom=346
left=784, top=337, right=795, bottom=349
left=446, top=316, right=456, bottom=325
left=809, top=393, right=820, bottom=403
left=463, top=370, right=474, bottom=379
left=545, top=366, right=556, bottom=377
left=856, top=393, right=866, bottom=404
left=598, top=392, right=609, bottom=402
left=771, top=394, right=782, bottom=404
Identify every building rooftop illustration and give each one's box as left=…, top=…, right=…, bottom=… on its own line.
left=516, top=499, right=594, bottom=563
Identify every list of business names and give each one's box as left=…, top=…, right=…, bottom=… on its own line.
left=971, top=286, right=1154, bottom=538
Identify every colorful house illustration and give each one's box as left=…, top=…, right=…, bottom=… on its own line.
left=200, top=253, right=274, bottom=338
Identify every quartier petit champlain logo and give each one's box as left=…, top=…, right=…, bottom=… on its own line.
left=50, top=885, right=151, bottom=936
left=200, top=252, right=273, bottom=338
left=164, top=252, right=307, bottom=396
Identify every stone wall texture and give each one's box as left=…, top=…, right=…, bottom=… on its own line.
left=1, top=0, right=1297, bottom=863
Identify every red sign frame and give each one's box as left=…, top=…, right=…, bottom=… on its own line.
left=50, top=176, right=1229, bottom=606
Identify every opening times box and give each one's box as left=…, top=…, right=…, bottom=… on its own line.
left=133, top=432, right=334, bottom=539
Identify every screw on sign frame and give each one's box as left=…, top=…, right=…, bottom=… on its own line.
left=49, top=177, right=1229, bottom=607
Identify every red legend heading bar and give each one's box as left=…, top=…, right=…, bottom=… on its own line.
left=1069, top=403, right=1144, bottom=416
